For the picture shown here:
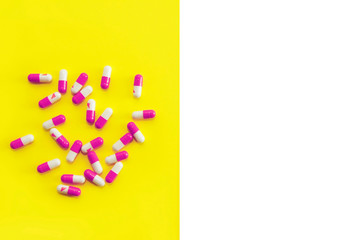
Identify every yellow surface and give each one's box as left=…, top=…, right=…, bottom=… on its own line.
left=0, top=1, right=179, bottom=239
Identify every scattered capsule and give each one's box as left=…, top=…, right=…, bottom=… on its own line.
left=84, top=169, right=105, bottom=187
left=133, top=74, right=143, bottom=98
left=28, top=74, right=52, bottom=83
left=112, top=133, right=133, bottom=151
left=61, top=174, right=86, bottom=184
left=66, top=140, right=82, bottom=163
left=58, top=69, right=68, bottom=94
left=86, top=99, right=96, bottom=124
left=71, top=73, right=88, bottom=94
left=38, top=92, right=61, bottom=108
left=50, top=128, right=69, bottom=149
left=72, top=86, right=93, bottom=104
left=42, top=115, right=66, bottom=130
left=81, top=137, right=104, bottom=154
left=101, top=66, right=112, bottom=89
left=106, top=162, right=123, bottom=183
left=127, top=122, right=145, bottom=143
left=95, top=108, right=113, bottom=129
left=57, top=185, right=81, bottom=196
left=105, top=151, right=128, bottom=165
left=88, top=151, right=103, bottom=174
left=10, top=134, right=34, bottom=149
left=37, top=158, right=60, bottom=173
left=132, top=110, right=156, bottom=120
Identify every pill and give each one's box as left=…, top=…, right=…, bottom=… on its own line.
left=88, top=151, right=103, bottom=174
left=37, top=158, right=60, bottom=173
left=61, top=174, right=86, bottom=184
left=57, top=185, right=81, bottom=196
left=71, top=73, right=88, bottom=94
left=50, top=128, right=69, bottom=149
left=28, top=74, right=52, bottom=83
left=133, top=74, right=143, bottom=98
left=95, top=108, right=113, bottom=129
left=81, top=137, right=104, bottom=154
left=38, top=92, right=61, bottom=108
left=72, top=86, right=93, bottom=104
left=132, top=110, right=156, bottom=120
left=86, top=99, right=96, bottom=124
left=101, top=66, right=112, bottom=89
left=112, top=133, right=133, bottom=151
left=127, top=122, right=145, bottom=143
left=105, top=162, right=123, bottom=183
left=42, top=115, right=66, bottom=130
left=66, top=140, right=82, bottom=163
left=105, top=151, right=128, bottom=165
left=84, top=169, right=105, bottom=187
left=10, top=134, right=34, bottom=149
left=58, top=69, right=68, bottom=94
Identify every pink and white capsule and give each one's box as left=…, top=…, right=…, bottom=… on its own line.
left=50, top=128, right=69, bottom=149
left=105, top=162, right=123, bottom=183
left=127, top=122, right=145, bottom=143
left=66, top=140, right=82, bottom=163
left=39, top=92, right=61, bottom=108
left=133, top=74, right=143, bottom=98
left=95, top=108, right=113, bottom=129
left=28, top=74, right=52, bottom=83
left=105, top=151, right=128, bottom=165
left=86, top=99, right=96, bottom=124
left=58, top=69, right=68, bottom=94
left=42, top=115, right=66, bottom=130
left=88, top=151, right=103, bottom=174
left=71, top=73, right=88, bottom=94
left=84, top=169, right=105, bottom=187
left=57, top=185, right=81, bottom=196
left=132, top=110, right=156, bottom=120
left=81, top=137, right=104, bottom=154
left=72, top=86, right=93, bottom=104
left=101, top=66, right=112, bottom=89
left=10, top=134, right=34, bottom=149
left=61, top=174, right=86, bottom=184
left=112, top=133, right=133, bottom=151
left=37, top=158, right=60, bottom=173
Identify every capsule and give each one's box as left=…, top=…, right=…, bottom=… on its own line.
left=133, top=74, right=143, bottom=98
left=37, top=158, right=60, bottom=173
left=42, top=115, right=66, bottom=130
left=39, top=92, right=61, bottom=108
left=66, top=140, right=82, bottom=163
left=28, top=74, right=52, bottom=83
left=61, top=174, right=86, bottom=184
left=95, top=108, right=113, bottom=129
left=127, top=122, right=145, bottom=143
left=57, top=185, right=81, bottom=196
left=10, top=134, right=34, bottom=149
left=81, top=137, right=104, bottom=154
left=112, top=133, right=133, bottom=151
left=132, top=110, right=156, bottom=120
left=84, top=169, right=105, bottom=187
left=88, top=151, right=103, bottom=174
left=105, top=162, right=123, bottom=183
left=105, top=151, right=128, bottom=165
left=86, top=99, right=96, bottom=124
left=50, top=128, right=69, bottom=149
left=71, top=73, right=88, bottom=94
left=72, top=86, right=93, bottom=104
left=101, top=66, right=112, bottom=89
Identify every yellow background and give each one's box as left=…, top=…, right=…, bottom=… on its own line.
left=0, top=0, right=179, bottom=239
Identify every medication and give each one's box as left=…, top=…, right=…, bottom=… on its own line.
left=28, top=74, right=52, bottom=83
left=66, top=140, right=82, bottom=163
left=72, top=86, right=93, bottom=104
left=71, top=73, right=88, bottom=94
left=133, top=74, right=143, bottom=98
left=84, top=169, right=105, bottom=187
left=57, top=185, right=81, bottom=196
left=61, top=174, right=86, bottom=184
left=95, top=108, right=113, bottom=129
left=86, top=99, right=96, bottom=124
left=38, top=92, right=61, bottom=108
left=37, top=158, right=60, bottom=173
left=127, top=122, right=145, bottom=143
left=105, top=162, right=123, bottom=183
left=132, top=110, right=156, bottom=120
left=58, top=69, right=68, bottom=93
left=105, top=151, right=128, bottom=165
left=10, top=134, right=34, bottom=149
left=101, top=66, right=112, bottom=89
left=112, top=133, right=133, bottom=151
left=81, top=137, right=104, bottom=154
left=88, top=151, right=103, bottom=174
left=50, top=128, right=69, bottom=149
left=42, top=115, right=66, bottom=130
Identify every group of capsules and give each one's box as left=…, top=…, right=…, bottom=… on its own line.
left=10, top=66, right=156, bottom=197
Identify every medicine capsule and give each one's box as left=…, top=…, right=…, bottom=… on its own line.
left=133, top=74, right=143, bottom=98
left=42, top=115, right=66, bottom=130
left=88, top=151, right=103, bottom=174
left=61, top=174, right=86, bottom=184
left=71, top=73, right=88, bottom=94
left=10, top=134, right=34, bottom=149
left=57, top=185, right=81, bottom=196
left=127, top=122, right=145, bottom=143
left=37, top=158, right=61, bottom=173
left=132, top=110, right=156, bottom=120
left=50, top=128, right=69, bottom=149
left=39, top=92, right=61, bottom=108
left=72, top=86, right=93, bottom=104
left=66, top=140, right=82, bottom=163
left=86, top=99, right=96, bottom=124
left=95, top=108, right=113, bottom=129
left=28, top=74, right=52, bottom=83
left=84, top=169, right=105, bottom=187
left=101, top=66, right=112, bottom=89
left=105, top=162, right=123, bottom=183
left=81, top=137, right=104, bottom=154
left=58, top=69, right=68, bottom=94
left=105, top=151, right=128, bottom=165
left=112, top=133, right=133, bottom=151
